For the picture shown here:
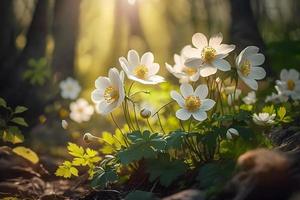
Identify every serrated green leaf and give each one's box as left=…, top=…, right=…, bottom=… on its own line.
left=277, top=106, right=286, bottom=120
left=0, top=97, right=7, bottom=108
left=67, top=142, right=85, bottom=157
left=165, top=131, right=186, bottom=150
left=125, top=190, right=156, bottom=200
left=146, top=155, right=187, bottom=186
left=91, top=168, right=118, bottom=188
left=11, top=117, right=28, bottom=127
left=14, top=106, right=28, bottom=114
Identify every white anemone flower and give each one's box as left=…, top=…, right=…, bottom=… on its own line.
left=59, top=77, right=81, bottom=100
left=253, top=112, right=276, bottom=126
left=226, top=128, right=239, bottom=140
left=119, top=50, right=165, bottom=84
left=91, top=68, right=125, bottom=115
left=236, top=46, right=266, bottom=90
left=243, top=91, right=257, bottom=105
left=184, top=32, right=235, bottom=77
left=70, top=98, right=94, bottom=123
left=171, top=83, right=215, bottom=121
left=166, top=45, right=200, bottom=83
left=276, top=69, right=300, bottom=100
left=265, top=85, right=289, bottom=103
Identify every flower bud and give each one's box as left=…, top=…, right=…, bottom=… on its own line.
left=83, top=132, right=100, bottom=143
left=61, top=120, right=68, bottom=129
left=226, top=128, right=239, bottom=140
left=140, top=108, right=151, bottom=119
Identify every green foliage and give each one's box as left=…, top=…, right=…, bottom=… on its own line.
left=91, top=168, right=118, bottom=188
left=23, top=58, right=51, bottom=86
left=125, top=190, right=156, bottom=200
left=117, top=130, right=166, bottom=164
left=165, top=130, right=186, bottom=150
left=277, top=106, right=291, bottom=123
left=0, top=97, right=28, bottom=144
left=146, top=154, right=187, bottom=186
left=56, top=143, right=101, bottom=179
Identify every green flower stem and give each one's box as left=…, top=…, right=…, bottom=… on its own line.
left=188, top=118, right=193, bottom=132
left=156, top=113, right=165, bottom=134
left=179, top=120, right=185, bottom=131
left=110, top=113, right=129, bottom=147
left=146, top=118, right=154, bottom=133
left=122, top=102, right=133, bottom=131
left=132, top=102, right=141, bottom=131
left=151, top=101, right=174, bottom=117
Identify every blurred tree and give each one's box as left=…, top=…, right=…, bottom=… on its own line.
left=52, top=0, right=81, bottom=81
left=230, top=0, right=273, bottom=76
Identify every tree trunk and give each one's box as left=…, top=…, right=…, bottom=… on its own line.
left=52, top=0, right=81, bottom=81
left=230, top=0, right=272, bottom=76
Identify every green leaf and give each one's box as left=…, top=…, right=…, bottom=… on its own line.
left=146, top=155, right=187, bottom=187
left=262, top=105, right=275, bottom=114
left=277, top=106, right=286, bottom=121
left=11, top=117, right=28, bottom=127
left=165, top=131, right=186, bottom=150
left=91, top=168, right=118, bottom=189
left=0, top=97, right=7, bottom=108
left=125, top=190, right=156, bottom=200
left=67, top=142, right=85, bottom=157
left=117, top=131, right=166, bottom=164
left=2, top=126, right=24, bottom=144
left=14, top=106, right=28, bottom=114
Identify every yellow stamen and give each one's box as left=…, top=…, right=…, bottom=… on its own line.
left=134, top=65, right=148, bottom=79
left=183, top=66, right=197, bottom=76
left=104, top=86, right=119, bottom=103
left=287, top=79, right=295, bottom=91
left=201, top=46, right=217, bottom=63
left=240, top=60, right=251, bottom=76
left=185, top=96, right=201, bottom=112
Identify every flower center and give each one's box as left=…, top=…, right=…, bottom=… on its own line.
left=185, top=96, right=201, bottom=112
left=201, top=46, right=216, bottom=63
left=240, top=60, right=251, bottom=76
left=134, top=65, right=148, bottom=79
left=287, top=79, right=295, bottom=91
left=183, top=66, right=197, bottom=76
left=104, top=86, right=119, bottom=103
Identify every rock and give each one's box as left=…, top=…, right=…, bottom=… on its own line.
left=162, top=189, right=205, bottom=200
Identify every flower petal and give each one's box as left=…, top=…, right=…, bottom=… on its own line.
left=185, top=58, right=202, bottom=68
left=192, top=110, right=207, bottom=121
left=249, top=67, right=266, bottom=80
left=109, top=68, right=122, bottom=87
left=170, top=91, right=185, bottom=107
left=180, top=83, right=194, bottom=98
left=216, top=44, right=235, bottom=55
left=148, top=75, right=165, bottom=84
left=141, top=52, right=154, bottom=66
left=176, top=109, right=191, bottom=120
left=280, top=69, right=289, bottom=81
left=95, top=77, right=110, bottom=89
left=192, top=33, right=208, bottom=49
left=128, top=49, right=140, bottom=67
left=209, top=33, right=223, bottom=47
left=248, top=53, right=265, bottom=66
left=194, top=84, right=208, bottom=99
left=199, top=65, right=217, bottom=77
left=200, top=99, right=215, bottom=111
left=288, top=69, right=299, bottom=81
left=148, top=63, right=160, bottom=76
left=212, top=59, right=231, bottom=71
left=182, top=46, right=200, bottom=58
left=241, top=77, right=258, bottom=90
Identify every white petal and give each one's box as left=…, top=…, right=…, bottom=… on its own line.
left=109, top=68, right=122, bottom=87
left=185, top=58, right=202, bottom=68
left=288, top=69, right=299, bottom=81
left=97, top=100, right=117, bottom=115
left=226, top=132, right=233, bottom=140
left=192, top=110, right=207, bottom=121
left=248, top=53, right=265, bottom=66
left=194, top=84, right=208, bottom=99
left=237, top=46, right=259, bottom=66
left=241, top=77, right=258, bottom=90
left=180, top=83, right=194, bottom=98
left=176, top=109, right=192, bottom=120
left=212, top=59, right=231, bottom=71
left=141, top=52, right=154, bottom=66
left=119, top=57, right=133, bottom=71
left=148, top=63, right=160, bottom=76
left=199, top=65, right=217, bottom=77
left=209, top=33, right=223, bottom=47
left=95, top=77, right=110, bottom=89
left=192, top=33, right=208, bottom=49
left=216, top=44, right=235, bottom=55
left=182, top=46, right=200, bottom=58
left=200, top=99, right=215, bottom=111
left=128, top=49, right=140, bottom=67
left=148, top=75, right=165, bottom=84
left=280, top=69, right=289, bottom=81
left=170, top=91, right=185, bottom=107
left=249, top=67, right=266, bottom=80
